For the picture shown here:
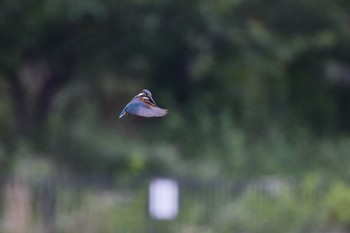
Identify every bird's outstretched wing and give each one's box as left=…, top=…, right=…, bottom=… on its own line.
left=135, top=105, right=167, bottom=117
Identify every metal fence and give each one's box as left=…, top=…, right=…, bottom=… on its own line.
left=0, top=175, right=343, bottom=233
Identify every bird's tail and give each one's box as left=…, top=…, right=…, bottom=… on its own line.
left=119, top=110, right=127, bottom=119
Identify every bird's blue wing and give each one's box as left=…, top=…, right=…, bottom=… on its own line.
left=135, top=104, right=167, bottom=117
left=119, top=98, right=141, bottom=118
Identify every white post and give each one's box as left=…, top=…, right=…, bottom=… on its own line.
left=149, top=178, right=179, bottom=220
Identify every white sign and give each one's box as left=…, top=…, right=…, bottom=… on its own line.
left=149, top=178, right=179, bottom=220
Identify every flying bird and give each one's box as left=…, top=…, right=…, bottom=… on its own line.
left=119, top=89, right=168, bottom=119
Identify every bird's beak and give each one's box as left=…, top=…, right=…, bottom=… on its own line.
left=149, top=96, right=156, bottom=105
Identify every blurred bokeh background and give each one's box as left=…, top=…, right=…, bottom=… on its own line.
left=1, top=0, right=350, bottom=232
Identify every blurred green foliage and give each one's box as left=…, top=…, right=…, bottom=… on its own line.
left=54, top=187, right=148, bottom=233
left=325, top=180, right=350, bottom=228
left=25, top=174, right=350, bottom=233
left=0, top=0, right=349, bottom=178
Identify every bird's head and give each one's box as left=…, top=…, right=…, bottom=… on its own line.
left=136, top=89, right=156, bottom=105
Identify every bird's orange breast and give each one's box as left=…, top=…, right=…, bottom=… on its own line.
left=140, top=97, right=155, bottom=106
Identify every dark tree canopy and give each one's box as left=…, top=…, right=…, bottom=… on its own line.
left=0, top=0, right=349, bottom=176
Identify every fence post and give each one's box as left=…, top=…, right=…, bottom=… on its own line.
left=41, top=178, right=57, bottom=233
left=3, top=179, right=31, bottom=233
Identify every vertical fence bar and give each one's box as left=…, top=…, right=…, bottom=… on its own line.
left=3, top=179, right=31, bottom=233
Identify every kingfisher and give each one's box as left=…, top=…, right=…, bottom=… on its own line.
left=119, top=89, right=168, bottom=119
